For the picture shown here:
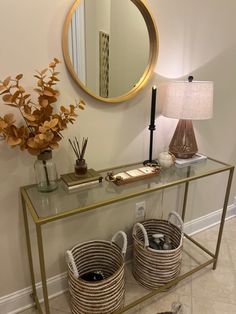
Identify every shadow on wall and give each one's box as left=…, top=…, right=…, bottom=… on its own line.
left=193, top=42, right=236, bottom=164
left=149, top=0, right=236, bottom=79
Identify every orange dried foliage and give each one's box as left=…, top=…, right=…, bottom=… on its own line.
left=0, top=58, right=85, bottom=155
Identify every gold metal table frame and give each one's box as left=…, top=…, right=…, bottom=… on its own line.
left=20, top=157, right=234, bottom=314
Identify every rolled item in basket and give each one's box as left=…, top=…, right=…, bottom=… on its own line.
left=149, top=233, right=173, bottom=250
left=80, top=270, right=106, bottom=281
left=149, top=239, right=161, bottom=250
left=163, top=235, right=172, bottom=250
left=149, top=233, right=164, bottom=250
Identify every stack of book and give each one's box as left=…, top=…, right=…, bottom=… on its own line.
left=175, top=153, right=207, bottom=168
left=61, top=169, right=103, bottom=192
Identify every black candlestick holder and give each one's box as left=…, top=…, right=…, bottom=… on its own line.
left=143, top=124, right=158, bottom=166
left=143, top=86, right=159, bottom=167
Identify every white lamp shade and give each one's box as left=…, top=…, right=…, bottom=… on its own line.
left=159, top=80, right=213, bottom=120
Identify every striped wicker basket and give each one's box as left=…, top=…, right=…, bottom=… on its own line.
left=66, top=231, right=127, bottom=314
left=132, top=211, right=183, bottom=290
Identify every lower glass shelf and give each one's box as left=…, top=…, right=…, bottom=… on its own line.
left=34, top=234, right=215, bottom=314
left=120, top=235, right=215, bottom=313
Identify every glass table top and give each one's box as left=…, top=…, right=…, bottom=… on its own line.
left=22, top=157, right=232, bottom=221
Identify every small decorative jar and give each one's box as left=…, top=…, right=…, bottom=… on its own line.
left=158, top=151, right=175, bottom=169
left=75, top=158, right=87, bottom=176
left=34, top=150, right=58, bottom=192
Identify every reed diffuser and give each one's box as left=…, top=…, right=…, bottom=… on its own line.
left=69, top=137, right=88, bottom=175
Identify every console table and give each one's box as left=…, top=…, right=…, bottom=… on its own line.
left=20, top=157, right=234, bottom=313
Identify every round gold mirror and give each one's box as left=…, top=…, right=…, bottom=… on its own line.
left=62, top=0, right=158, bottom=103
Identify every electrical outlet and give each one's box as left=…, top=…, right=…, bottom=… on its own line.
left=135, top=201, right=146, bottom=219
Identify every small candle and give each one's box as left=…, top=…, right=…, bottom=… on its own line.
left=150, top=86, right=157, bottom=126
left=158, top=151, right=174, bottom=168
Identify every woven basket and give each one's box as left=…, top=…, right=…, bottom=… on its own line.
left=132, top=211, right=183, bottom=289
left=66, top=231, right=127, bottom=314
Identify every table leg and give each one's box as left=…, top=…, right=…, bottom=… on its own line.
left=182, top=181, right=189, bottom=222
left=182, top=166, right=191, bottom=221
left=36, top=223, right=50, bottom=313
left=213, top=167, right=234, bottom=269
left=22, top=196, right=38, bottom=307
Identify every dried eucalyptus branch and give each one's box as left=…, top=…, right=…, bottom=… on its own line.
left=0, top=58, right=86, bottom=155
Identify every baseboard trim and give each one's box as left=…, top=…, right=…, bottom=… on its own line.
left=0, top=273, right=68, bottom=314
left=1, top=204, right=236, bottom=314
left=183, top=204, right=236, bottom=235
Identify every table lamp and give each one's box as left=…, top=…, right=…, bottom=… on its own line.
left=158, top=76, right=213, bottom=159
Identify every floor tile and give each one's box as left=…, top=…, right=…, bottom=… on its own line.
left=192, top=296, right=236, bottom=314
left=139, top=292, right=191, bottom=314
left=19, top=306, right=67, bottom=314
left=50, top=292, right=71, bottom=313
left=47, top=309, right=68, bottom=314
left=191, top=267, right=236, bottom=304
left=124, top=281, right=149, bottom=305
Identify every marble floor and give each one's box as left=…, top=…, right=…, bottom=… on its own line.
left=20, top=218, right=236, bottom=314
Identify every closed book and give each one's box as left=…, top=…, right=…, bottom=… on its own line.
left=61, top=179, right=102, bottom=192
left=175, top=153, right=207, bottom=168
left=61, top=169, right=103, bottom=187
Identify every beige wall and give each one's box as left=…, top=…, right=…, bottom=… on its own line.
left=109, top=0, right=149, bottom=96
left=0, top=0, right=236, bottom=299
left=85, top=0, right=111, bottom=93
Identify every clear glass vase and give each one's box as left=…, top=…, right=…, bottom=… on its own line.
left=34, top=150, right=58, bottom=192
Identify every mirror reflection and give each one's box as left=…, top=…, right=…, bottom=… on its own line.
left=67, top=0, right=150, bottom=99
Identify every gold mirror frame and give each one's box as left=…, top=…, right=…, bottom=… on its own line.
left=62, top=0, right=158, bottom=103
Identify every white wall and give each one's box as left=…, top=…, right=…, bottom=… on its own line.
left=0, top=0, right=236, bottom=302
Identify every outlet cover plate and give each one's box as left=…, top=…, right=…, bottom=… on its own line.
left=135, top=201, right=146, bottom=219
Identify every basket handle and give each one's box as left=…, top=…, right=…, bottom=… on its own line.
left=168, top=211, right=184, bottom=233
left=111, top=230, right=127, bottom=256
left=66, top=250, right=79, bottom=278
left=133, top=223, right=149, bottom=248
